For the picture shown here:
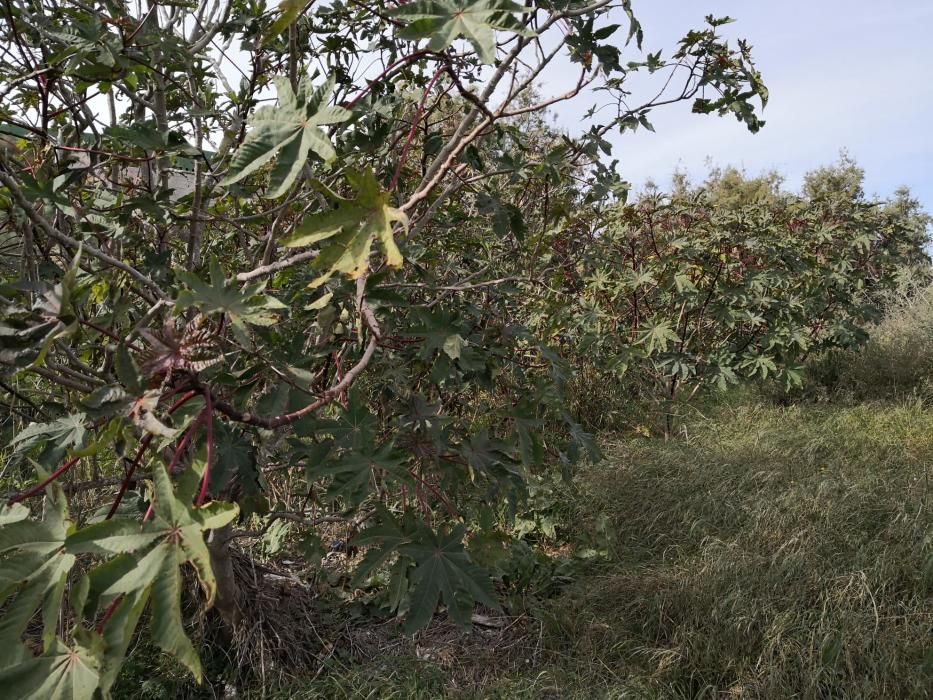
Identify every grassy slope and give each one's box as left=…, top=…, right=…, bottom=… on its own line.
left=267, top=397, right=932, bottom=699
left=539, top=399, right=932, bottom=698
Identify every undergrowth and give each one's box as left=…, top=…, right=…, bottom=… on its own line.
left=119, top=396, right=932, bottom=698
left=782, top=277, right=933, bottom=403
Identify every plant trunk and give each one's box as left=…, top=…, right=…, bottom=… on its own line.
left=207, top=526, right=242, bottom=629
left=665, top=377, right=678, bottom=440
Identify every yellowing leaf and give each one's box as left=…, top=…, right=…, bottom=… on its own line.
left=304, top=291, right=333, bottom=310
left=262, top=0, right=307, bottom=46
left=442, top=334, right=466, bottom=360
left=284, top=168, right=408, bottom=288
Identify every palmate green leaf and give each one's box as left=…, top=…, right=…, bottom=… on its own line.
left=511, top=401, right=544, bottom=466
left=0, top=554, right=75, bottom=665
left=64, top=519, right=160, bottom=555
left=175, top=258, right=286, bottom=342
left=220, top=75, right=350, bottom=198
left=0, top=487, right=75, bottom=667
left=10, top=413, right=87, bottom=456
left=149, top=544, right=200, bottom=677
left=740, top=353, right=778, bottom=379
left=353, top=511, right=409, bottom=552
left=284, top=168, right=408, bottom=288
left=390, top=0, right=529, bottom=64
left=387, top=558, right=411, bottom=615
left=401, top=308, right=463, bottom=359
left=636, top=319, right=680, bottom=354
left=460, top=429, right=514, bottom=474
left=0, top=637, right=102, bottom=700
left=97, top=589, right=148, bottom=697
left=714, top=364, right=739, bottom=391
left=82, top=552, right=212, bottom=680
left=208, top=423, right=260, bottom=495
left=310, top=444, right=404, bottom=505
left=66, top=462, right=238, bottom=682
left=325, top=388, right=378, bottom=449
left=399, top=525, right=499, bottom=633
left=351, top=507, right=412, bottom=587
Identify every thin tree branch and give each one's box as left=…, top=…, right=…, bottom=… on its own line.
left=0, top=164, right=168, bottom=303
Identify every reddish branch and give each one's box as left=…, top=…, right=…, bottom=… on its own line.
left=16, top=327, right=378, bottom=510
left=197, top=334, right=378, bottom=430
left=1, top=474, right=150, bottom=503
left=106, top=390, right=199, bottom=519
left=105, top=435, right=154, bottom=519
left=8, top=456, right=81, bottom=505
left=390, top=66, right=445, bottom=192
left=408, top=467, right=459, bottom=520
left=96, top=596, right=123, bottom=633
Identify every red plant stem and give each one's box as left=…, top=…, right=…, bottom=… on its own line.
left=96, top=595, right=123, bottom=633
left=416, top=482, right=431, bottom=528
left=196, top=390, right=214, bottom=506
left=389, top=66, right=445, bottom=192
left=142, top=501, right=155, bottom=522
left=141, top=408, right=208, bottom=520
left=106, top=390, right=199, bottom=519
left=408, top=467, right=459, bottom=519
left=168, top=415, right=205, bottom=475
left=168, top=390, right=200, bottom=409
left=105, top=435, right=153, bottom=520
left=8, top=456, right=81, bottom=505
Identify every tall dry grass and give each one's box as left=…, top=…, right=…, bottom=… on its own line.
left=544, top=400, right=932, bottom=698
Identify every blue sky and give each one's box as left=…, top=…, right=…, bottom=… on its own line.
left=546, top=1, right=933, bottom=210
